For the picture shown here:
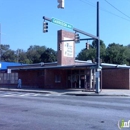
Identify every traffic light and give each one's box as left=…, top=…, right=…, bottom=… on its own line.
left=86, top=43, right=89, bottom=50
left=43, top=22, right=48, bottom=33
left=57, top=0, right=64, bottom=9
left=75, top=33, right=80, bottom=43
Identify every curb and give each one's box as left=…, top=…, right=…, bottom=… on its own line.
left=0, top=88, right=50, bottom=94
left=63, top=93, right=130, bottom=97
left=0, top=88, right=130, bottom=97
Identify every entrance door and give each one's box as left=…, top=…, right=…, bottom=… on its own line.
left=67, top=70, right=80, bottom=88
left=80, top=75, right=85, bottom=88
left=67, top=69, right=95, bottom=89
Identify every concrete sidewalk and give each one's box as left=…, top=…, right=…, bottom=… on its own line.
left=0, top=87, right=130, bottom=96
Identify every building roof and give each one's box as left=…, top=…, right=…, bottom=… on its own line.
left=0, top=62, right=22, bottom=70
left=8, top=62, right=96, bottom=70
left=101, top=63, right=130, bottom=69
left=2, top=61, right=130, bottom=71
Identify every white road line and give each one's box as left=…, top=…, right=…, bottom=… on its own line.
left=2, top=94, right=16, bottom=97
left=0, top=93, right=63, bottom=97
left=32, top=94, right=41, bottom=96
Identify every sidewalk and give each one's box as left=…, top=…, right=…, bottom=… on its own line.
left=0, top=87, right=130, bottom=96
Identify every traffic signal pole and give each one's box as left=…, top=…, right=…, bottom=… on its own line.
left=73, top=28, right=99, bottom=40
left=96, top=1, right=100, bottom=93
left=43, top=16, right=52, bottom=22
left=43, top=1, right=101, bottom=93
left=73, top=2, right=101, bottom=93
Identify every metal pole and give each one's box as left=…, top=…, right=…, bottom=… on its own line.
left=96, top=1, right=100, bottom=93
left=73, top=27, right=99, bottom=40
left=43, top=16, right=52, bottom=22
left=61, top=38, right=94, bottom=42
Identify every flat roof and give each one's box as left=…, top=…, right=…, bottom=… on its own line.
left=2, top=61, right=130, bottom=71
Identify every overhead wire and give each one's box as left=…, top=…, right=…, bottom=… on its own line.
left=79, top=0, right=96, bottom=8
left=78, top=0, right=130, bottom=22
left=104, top=0, right=130, bottom=19
left=99, top=6, right=130, bottom=22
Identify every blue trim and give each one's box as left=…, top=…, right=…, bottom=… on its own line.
left=0, top=62, right=22, bottom=70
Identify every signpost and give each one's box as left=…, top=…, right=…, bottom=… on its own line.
left=51, top=18, right=73, bottom=30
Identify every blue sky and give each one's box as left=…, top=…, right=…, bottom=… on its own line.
left=0, top=0, right=130, bottom=55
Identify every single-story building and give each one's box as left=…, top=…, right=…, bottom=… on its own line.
left=0, top=60, right=129, bottom=90
left=0, top=30, right=130, bottom=89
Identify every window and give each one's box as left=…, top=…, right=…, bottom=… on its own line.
left=55, top=75, right=61, bottom=83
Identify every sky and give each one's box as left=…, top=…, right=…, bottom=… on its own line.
left=0, top=0, right=130, bottom=56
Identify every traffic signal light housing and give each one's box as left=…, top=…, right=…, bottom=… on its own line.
left=57, top=0, right=64, bottom=9
left=75, top=33, right=80, bottom=43
left=43, top=22, right=48, bottom=33
left=86, top=42, right=89, bottom=50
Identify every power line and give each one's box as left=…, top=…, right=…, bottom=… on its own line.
left=100, top=6, right=130, bottom=22
left=78, top=0, right=130, bottom=22
left=104, top=0, right=130, bottom=19
left=79, top=0, right=96, bottom=8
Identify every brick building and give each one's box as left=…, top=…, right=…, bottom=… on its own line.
left=102, top=68, right=130, bottom=89
left=0, top=30, right=130, bottom=89
left=5, top=62, right=129, bottom=90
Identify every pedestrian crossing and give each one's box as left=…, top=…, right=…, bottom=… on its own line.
left=0, top=91, right=62, bottom=98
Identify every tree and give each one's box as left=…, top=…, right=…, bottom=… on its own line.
left=127, top=44, right=130, bottom=49
left=1, top=44, right=16, bottom=62
left=26, top=45, right=46, bottom=63
left=76, top=47, right=96, bottom=61
left=125, top=44, right=130, bottom=65
left=41, top=48, right=57, bottom=63
left=76, top=40, right=106, bottom=62
left=16, top=49, right=30, bottom=64
left=2, top=49, right=16, bottom=62
left=104, top=43, right=130, bottom=65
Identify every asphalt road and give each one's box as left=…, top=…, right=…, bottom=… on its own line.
left=0, top=91, right=130, bottom=130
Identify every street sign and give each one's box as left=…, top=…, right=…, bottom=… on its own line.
left=51, top=18, right=73, bottom=29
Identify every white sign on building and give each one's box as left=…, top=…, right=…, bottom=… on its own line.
left=7, top=69, right=11, bottom=73
left=64, top=38, right=73, bottom=57
left=0, top=63, right=1, bottom=68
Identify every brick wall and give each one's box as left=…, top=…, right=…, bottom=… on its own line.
left=18, top=70, right=44, bottom=88
left=44, top=69, right=68, bottom=89
left=57, top=30, right=75, bottom=65
left=12, top=68, right=130, bottom=89
left=102, top=69, right=130, bottom=89
left=17, top=69, right=68, bottom=89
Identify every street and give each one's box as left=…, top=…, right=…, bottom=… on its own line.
left=0, top=91, right=130, bottom=130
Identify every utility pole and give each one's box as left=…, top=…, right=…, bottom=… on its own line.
left=96, top=1, right=101, bottom=93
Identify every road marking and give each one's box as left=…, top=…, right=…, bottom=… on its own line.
left=0, top=92, right=63, bottom=97
left=3, top=94, right=16, bottom=97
